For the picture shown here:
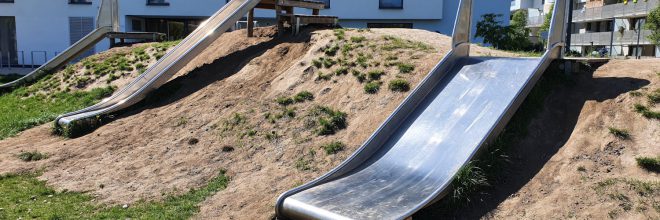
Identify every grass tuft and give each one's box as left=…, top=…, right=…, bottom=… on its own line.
left=636, top=156, right=660, bottom=173
left=389, top=79, right=411, bottom=92
left=633, top=104, right=660, bottom=119
left=312, top=106, right=348, bottom=136
left=322, top=141, right=346, bottom=155
left=364, top=81, right=381, bottom=94
left=367, top=70, right=385, bottom=81
left=293, top=91, right=315, bottom=103
left=608, top=127, right=630, bottom=140
left=18, top=151, right=48, bottom=162
left=276, top=97, right=295, bottom=106
left=397, top=63, right=415, bottom=74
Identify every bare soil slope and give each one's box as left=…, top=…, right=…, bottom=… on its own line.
left=0, top=27, right=516, bottom=219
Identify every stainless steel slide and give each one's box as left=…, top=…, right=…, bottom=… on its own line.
left=0, top=0, right=119, bottom=90
left=276, top=0, right=569, bottom=219
left=55, top=0, right=261, bottom=128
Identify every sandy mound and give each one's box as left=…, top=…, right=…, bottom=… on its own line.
left=0, top=27, right=517, bottom=219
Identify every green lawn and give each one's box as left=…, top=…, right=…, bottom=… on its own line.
left=0, top=86, right=115, bottom=140
left=0, top=171, right=228, bottom=219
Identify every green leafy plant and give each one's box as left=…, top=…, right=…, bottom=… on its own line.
left=636, top=156, right=660, bottom=173
left=18, top=151, right=48, bottom=162
left=389, top=79, right=411, bottom=92
left=364, top=81, right=381, bottom=94
left=322, top=141, right=346, bottom=155
left=312, top=106, right=348, bottom=136
left=293, top=91, right=314, bottom=103
left=608, top=127, right=630, bottom=140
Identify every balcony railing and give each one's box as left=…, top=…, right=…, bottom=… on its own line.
left=570, top=30, right=653, bottom=46
left=572, top=0, right=659, bottom=22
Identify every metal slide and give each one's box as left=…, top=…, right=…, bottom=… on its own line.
left=0, top=0, right=119, bottom=90
left=276, top=0, right=568, bottom=219
left=55, top=0, right=261, bottom=128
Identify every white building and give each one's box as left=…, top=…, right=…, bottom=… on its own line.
left=510, top=0, right=555, bottom=44
left=0, top=0, right=510, bottom=67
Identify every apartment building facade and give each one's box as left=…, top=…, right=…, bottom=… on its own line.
left=0, top=0, right=509, bottom=68
left=569, top=0, right=659, bottom=57
left=511, top=0, right=555, bottom=43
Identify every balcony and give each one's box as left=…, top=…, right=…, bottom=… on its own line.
left=572, top=0, right=659, bottom=22
left=570, top=30, right=653, bottom=46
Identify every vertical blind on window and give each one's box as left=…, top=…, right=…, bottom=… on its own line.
left=68, top=17, right=95, bottom=58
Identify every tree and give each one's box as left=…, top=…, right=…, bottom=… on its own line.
left=475, top=13, right=531, bottom=51
left=646, top=4, right=660, bottom=45
left=540, top=4, right=554, bottom=32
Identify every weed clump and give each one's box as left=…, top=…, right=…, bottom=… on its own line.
left=367, top=70, right=385, bottom=80
left=397, top=63, right=415, bottom=73
left=350, top=36, right=367, bottom=43
left=324, top=44, right=340, bottom=56
left=312, top=106, right=348, bottom=136
left=312, top=59, right=323, bottom=68
left=648, top=89, right=660, bottom=104
left=364, top=81, right=381, bottom=94
left=352, top=70, right=367, bottom=83
left=634, top=104, right=660, bottom=119
left=636, top=156, right=660, bottom=173
left=316, top=71, right=332, bottom=81
left=276, top=97, right=295, bottom=106
left=335, top=66, right=349, bottom=75
left=389, top=79, right=411, bottom=92
left=18, top=151, right=48, bottom=162
left=293, top=91, right=314, bottom=103
left=608, top=127, right=630, bottom=140
left=333, top=29, right=345, bottom=40
left=322, top=141, right=346, bottom=155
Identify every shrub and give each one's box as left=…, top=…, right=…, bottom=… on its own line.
left=608, top=127, right=630, bottom=140
left=389, top=79, right=411, bottom=92
left=294, top=91, right=314, bottom=103
left=322, top=141, right=346, bottom=155
left=364, top=81, right=381, bottom=94
left=312, top=106, right=348, bottom=136
left=312, top=59, right=323, bottom=68
left=324, top=44, right=340, bottom=56
left=322, top=58, right=336, bottom=68
left=18, top=151, right=47, bottom=162
left=335, top=66, right=349, bottom=75
left=367, top=70, right=385, bottom=80
left=350, top=36, right=367, bottom=43
left=636, top=156, right=660, bottom=173
left=317, top=71, right=332, bottom=81
left=648, top=89, right=660, bottom=104
left=634, top=104, right=660, bottom=119
left=333, top=29, right=345, bottom=40
left=276, top=96, right=294, bottom=106
left=397, top=63, right=415, bottom=73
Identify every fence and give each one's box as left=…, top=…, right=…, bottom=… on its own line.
left=571, top=30, right=652, bottom=46
left=573, top=0, right=659, bottom=22
left=0, top=51, right=55, bottom=69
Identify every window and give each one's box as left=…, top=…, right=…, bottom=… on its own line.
left=0, top=0, right=14, bottom=3
left=69, top=0, right=92, bottom=4
left=319, top=0, right=330, bottom=9
left=147, top=0, right=170, bottom=6
left=367, top=23, right=412, bottom=29
left=131, top=19, right=144, bottom=32
left=379, top=0, right=403, bottom=9
left=0, top=16, right=17, bottom=66
left=69, top=17, right=95, bottom=59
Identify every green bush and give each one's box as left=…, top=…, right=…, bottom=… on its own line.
left=636, top=156, right=660, bottom=173
left=293, top=91, right=314, bottom=103
left=18, top=151, right=48, bottom=162
left=389, top=79, right=411, bottom=92
left=367, top=70, right=385, bottom=80
left=350, top=36, right=367, bottom=43
left=322, top=141, right=346, bottom=155
left=276, top=97, right=294, bottom=106
left=364, top=81, right=381, bottom=94
left=608, top=127, right=630, bottom=140
left=312, top=59, right=323, bottom=68
left=312, top=106, right=348, bottom=136
left=324, top=44, right=340, bottom=56
left=397, top=63, right=415, bottom=73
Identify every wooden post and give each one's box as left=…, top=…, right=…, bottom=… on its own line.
left=275, top=4, right=283, bottom=35
left=285, top=6, right=294, bottom=34
left=312, top=9, right=320, bottom=15
left=247, top=8, right=255, bottom=37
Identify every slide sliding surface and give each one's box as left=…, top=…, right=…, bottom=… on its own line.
left=55, top=0, right=261, bottom=128
left=0, top=0, right=118, bottom=90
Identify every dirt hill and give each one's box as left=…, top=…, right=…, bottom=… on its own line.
left=0, top=27, right=517, bottom=219
left=2, top=26, right=656, bottom=219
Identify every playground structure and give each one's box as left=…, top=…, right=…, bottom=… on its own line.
left=5, top=0, right=575, bottom=218
left=275, top=0, right=569, bottom=219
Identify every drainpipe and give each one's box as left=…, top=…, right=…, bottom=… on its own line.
left=636, top=19, right=642, bottom=59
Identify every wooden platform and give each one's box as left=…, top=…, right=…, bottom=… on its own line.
left=244, top=0, right=338, bottom=36
left=107, top=32, right=166, bottom=48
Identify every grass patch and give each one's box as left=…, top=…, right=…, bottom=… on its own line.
left=352, top=70, right=367, bottom=83
left=0, top=170, right=229, bottom=219
left=316, top=71, right=332, bottom=81
left=608, top=127, right=630, bottom=140
left=312, top=106, right=348, bottom=136
left=636, top=156, right=660, bottom=173
left=389, top=79, right=411, bottom=92
left=324, top=44, right=340, bottom=56
left=364, top=81, right=381, bottom=94
left=293, top=91, right=314, bottom=103
left=0, top=86, right=115, bottom=140
left=333, top=29, right=345, bottom=40
left=312, top=59, right=323, bottom=68
left=648, top=89, right=660, bottom=104
left=367, top=70, right=385, bottom=81
left=322, top=141, right=345, bottom=155
left=276, top=96, right=295, bottom=106
left=397, top=63, right=415, bottom=74
left=350, top=36, right=367, bottom=43
left=633, top=104, right=660, bottom=119
left=381, top=35, right=433, bottom=51
left=18, top=151, right=48, bottom=162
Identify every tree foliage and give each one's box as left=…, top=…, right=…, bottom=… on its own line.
left=646, top=4, right=660, bottom=45
left=540, top=4, right=554, bottom=32
left=475, top=12, right=533, bottom=51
